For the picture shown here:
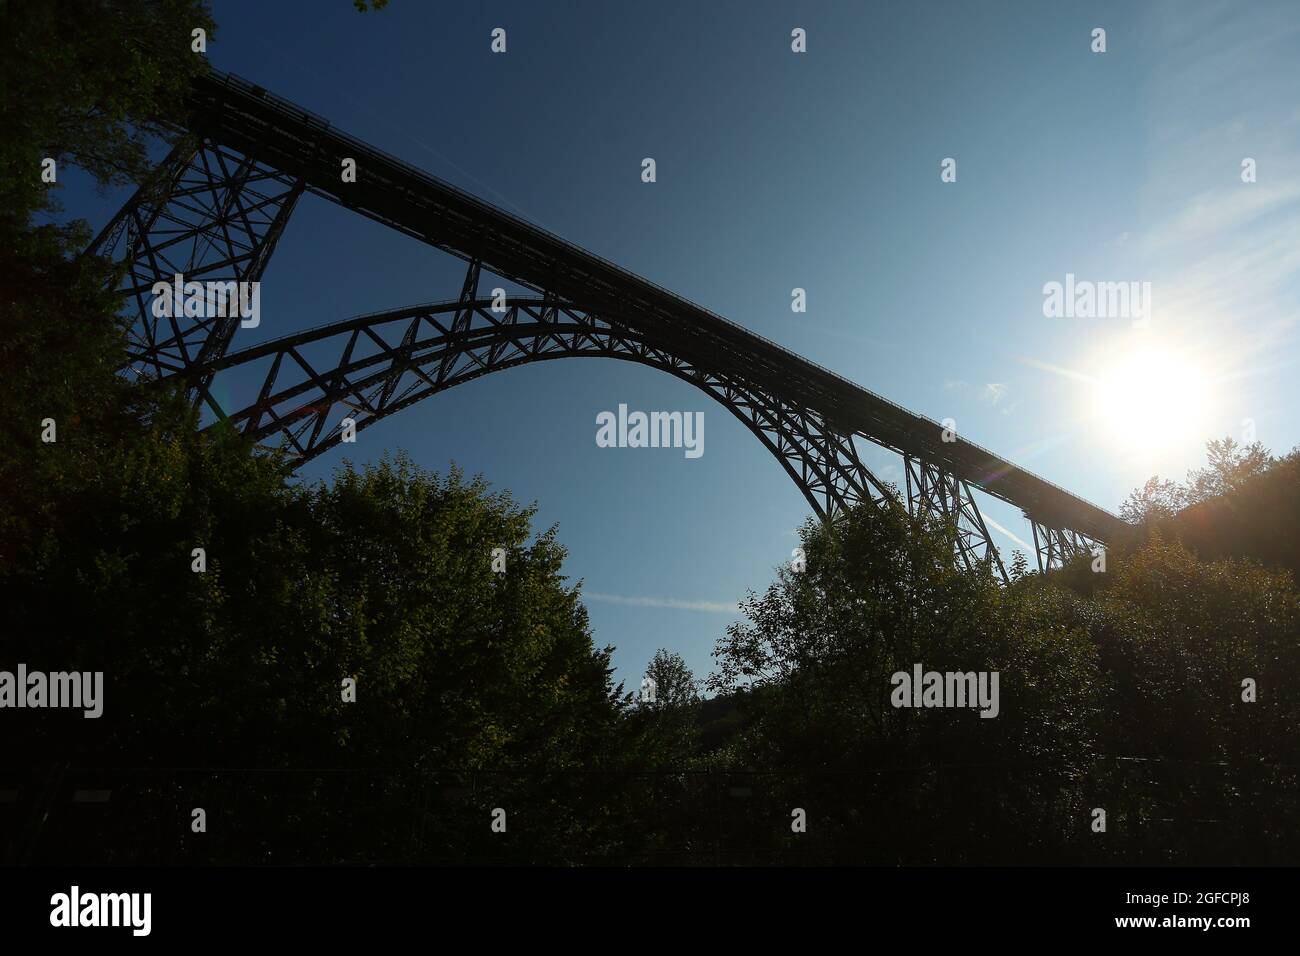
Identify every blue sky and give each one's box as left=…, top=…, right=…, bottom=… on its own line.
left=58, top=1, right=1300, bottom=690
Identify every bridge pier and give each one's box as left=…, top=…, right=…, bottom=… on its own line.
left=87, top=135, right=303, bottom=407
left=1030, top=522, right=1100, bottom=574
left=904, top=456, right=1008, bottom=582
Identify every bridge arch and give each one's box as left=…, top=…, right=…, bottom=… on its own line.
left=193, top=297, right=894, bottom=523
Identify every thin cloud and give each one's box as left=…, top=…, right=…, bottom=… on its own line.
left=1139, top=181, right=1300, bottom=256
left=583, top=591, right=739, bottom=614
left=981, top=383, right=1008, bottom=405
left=980, top=514, right=1031, bottom=550
left=1131, top=0, right=1300, bottom=359
left=1015, top=355, right=1100, bottom=386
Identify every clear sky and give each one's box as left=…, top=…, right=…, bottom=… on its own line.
left=59, top=0, right=1300, bottom=691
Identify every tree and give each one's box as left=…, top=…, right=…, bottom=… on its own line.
left=642, top=648, right=700, bottom=708
left=1119, top=475, right=1186, bottom=524
left=0, top=0, right=215, bottom=573
left=1115, top=439, right=1300, bottom=580
left=706, top=493, right=1300, bottom=864
left=4, top=442, right=635, bottom=861
left=626, top=649, right=699, bottom=769
left=1185, top=437, right=1273, bottom=503
left=708, top=504, right=1104, bottom=863
left=0, top=0, right=215, bottom=233
left=1120, top=436, right=1275, bottom=524
left=1, top=1, right=635, bottom=863
left=1083, top=532, right=1300, bottom=863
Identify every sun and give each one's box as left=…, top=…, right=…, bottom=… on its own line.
left=1089, top=346, right=1212, bottom=453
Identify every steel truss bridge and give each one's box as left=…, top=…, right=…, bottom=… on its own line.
left=88, top=69, right=1124, bottom=578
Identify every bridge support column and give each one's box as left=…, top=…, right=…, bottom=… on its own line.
left=905, top=456, right=1008, bottom=583
left=435, top=259, right=482, bottom=386
left=1030, top=521, right=1099, bottom=572
left=86, top=137, right=304, bottom=392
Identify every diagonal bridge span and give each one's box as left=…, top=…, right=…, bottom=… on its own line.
left=88, top=68, right=1125, bottom=577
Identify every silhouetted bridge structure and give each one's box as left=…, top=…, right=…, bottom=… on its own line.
left=89, top=69, right=1124, bottom=577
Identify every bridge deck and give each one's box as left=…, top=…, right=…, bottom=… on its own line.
left=184, top=68, right=1124, bottom=543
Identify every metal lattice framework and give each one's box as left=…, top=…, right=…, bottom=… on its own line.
left=905, top=457, right=1008, bottom=580
left=1031, top=523, right=1101, bottom=573
left=87, top=69, right=1126, bottom=575
left=188, top=288, right=895, bottom=523
left=87, top=138, right=303, bottom=392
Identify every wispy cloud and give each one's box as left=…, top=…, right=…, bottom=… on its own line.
left=1132, top=0, right=1300, bottom=363
left=1163, top=185, right=1299, bottom=251
left=1015, top=356, right=1099, bottom=386
left=583, top=591, right=739, bottom=614
left=981, top=383, right=1008, bottom=405
left=980, top=513, right=1031, bottom=550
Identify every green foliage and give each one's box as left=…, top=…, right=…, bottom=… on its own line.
left=705, top=491, right=1300, bottom=863
left=0, top=221, right=131, bottom=573
left=1119, top=475, right=1186, bottom=524
left=1119, top=436, right=1276, bottom=523
left=643, top=648, right=699, bottom=707
left=706, top=504, right=1105, bottom=862
left=0, top=0, right=646, bottom=866
left=0, top=0, right=215, bottom=231
left=5, top=377, right=634, bottom=859
left=1188, top=437, right=1274, bottom=501
left=624, top=649, right=700, bottom=771
left=0, top=0, right=215, bottom=571
left=1173, top=448, right=1300, bottom=578
left=1117, top=439, right=1300, bottom=580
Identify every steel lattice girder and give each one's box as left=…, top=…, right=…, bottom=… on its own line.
left=190, top=294, right=900, bottom=523
left=1030, top=521, right=1100, bottom=573
left=86, top=136, right=303, bottom=388
left=904, top=456, right=1008, bottom=582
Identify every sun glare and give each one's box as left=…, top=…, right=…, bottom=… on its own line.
left=1089, top=347, right=1212, bottom=453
